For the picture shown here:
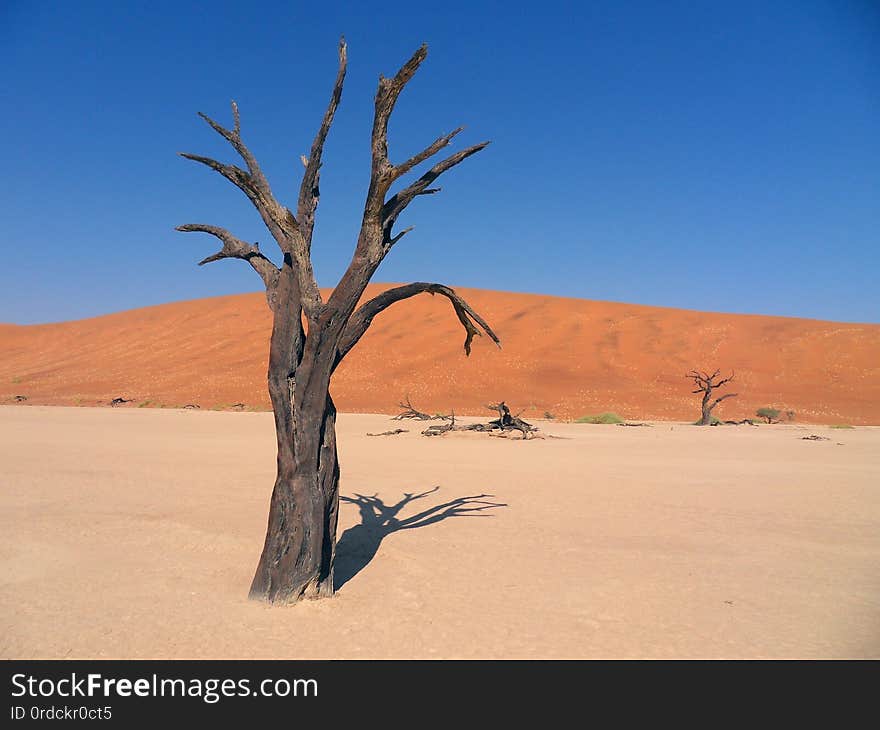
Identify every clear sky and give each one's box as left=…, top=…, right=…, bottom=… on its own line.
left=1, top=0, right=878, bottom=324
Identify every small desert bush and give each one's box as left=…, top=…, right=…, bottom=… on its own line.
left=829, top=424, right=854, bottom=429
left=756, top=407, right=781, bottom=424
left=576, top=412, right=624, bottom=424
left=138, top=401, right=152, bottom=408
left=693, top=415, right=723, bottom=425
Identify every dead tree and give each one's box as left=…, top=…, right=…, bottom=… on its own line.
left=393, top=396, right=433, bottom=421
left=687, top=369, right=737, bottom=425
left=177, top=40, right=499, bottom=604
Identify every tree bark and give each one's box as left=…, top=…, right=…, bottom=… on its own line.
left=249, top=387, right=339, bottom=603
left=699, top=392, right=713, bottom=425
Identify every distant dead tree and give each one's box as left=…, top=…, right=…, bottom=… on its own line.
left=687, top=369, right=737, bottom=425
left=393, top=396, right=432, bottom=421
left=177, top=40, right=498, bottom=604
left=392, top=396, right=451, bottom=421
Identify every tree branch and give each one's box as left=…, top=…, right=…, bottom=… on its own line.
left=176, top=224, right=280, bottom=304
left=380, top=141, right=490, bottom=243
left=196, top=103, right=274, bottom=201
left=370, top=44, right=429, bottom=186
left=180, top=103, right=292, bottom=242
left=297, top=38, right=347, bottom=250
left=714, top=373, right=735, bottom=389
left=713, top=393, right=738, bottom=406
left=394, top=127, right=464, bottom=180
left=337, top=283, right=501, bottom=362
left=687, top=369, right=733, bottom=393
left=177, top=153, right=254, bottom=199
left=325, top=43, right=489, bottom=325
left=179, top=103, right=323, bottom=317
left=177, top=149, right=295, bottom=255
left=388, top=226, right=414, bottom=245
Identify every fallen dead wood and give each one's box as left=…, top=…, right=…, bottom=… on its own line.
left=801, top=434, right=830, bottom=441
left=618, top=422, right=652, bottom=427
left=421, top=402, right=538, bottom=439
left=422, top=412, right=458, bottom=437
left=487, top=430, right=546, bottom=440
left=392, top=396, right=450, bottom=421
left=367, top=429, right=408, bottom=437
left=486, top=402, right=535, bottom=437
left=110, top=397, right=133, bottom=407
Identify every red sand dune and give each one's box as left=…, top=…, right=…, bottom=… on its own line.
left=1, top=285, right=878, bottom=424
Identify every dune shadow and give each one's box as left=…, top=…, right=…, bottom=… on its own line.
left=334, top=486, right=506, bottom=591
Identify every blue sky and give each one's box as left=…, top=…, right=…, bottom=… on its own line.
left=1, top=0, right=878, bottom=324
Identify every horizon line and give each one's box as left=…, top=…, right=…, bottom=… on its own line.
left=3, top=283, right=879, bottom=328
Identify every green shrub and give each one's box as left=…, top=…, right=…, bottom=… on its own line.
left=756, top=407, right=781, bottom=424
left=576, top=412, right=624, bottom=424
left=829, top=424, right=854, bottom=429
left=693, top=415, right=723, bottom=425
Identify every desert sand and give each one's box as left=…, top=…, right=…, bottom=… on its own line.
left=2, top=405, right=877, bottom=658
left=2, top=285, right=879, bottom=424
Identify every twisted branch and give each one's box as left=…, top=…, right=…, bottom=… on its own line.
left=337, top=283, right=501, bottom=362
left=176, top=224, right=280, bottom=297
left=178, top=104, right=293, bottom=245
left=178, top=100, right=323, bottom=316
left=327, top=44, right=490, bottom=321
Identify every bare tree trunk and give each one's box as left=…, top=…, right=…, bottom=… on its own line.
left=250, top=276, right=343, bottom=602
left=698, top=391, right=713, bottom=425
left=249, top=389, right=339, bottom=603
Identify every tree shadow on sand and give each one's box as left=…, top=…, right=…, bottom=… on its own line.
left=334, top=486, right=506, bottom=591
